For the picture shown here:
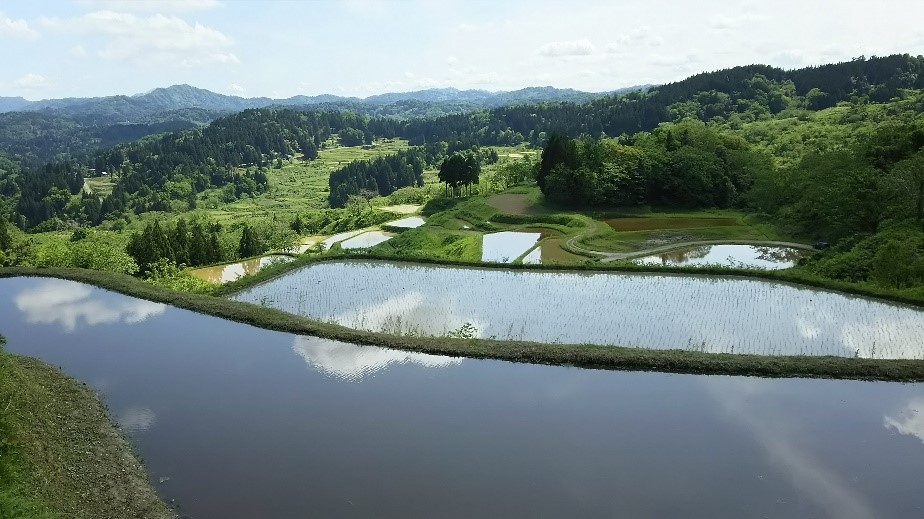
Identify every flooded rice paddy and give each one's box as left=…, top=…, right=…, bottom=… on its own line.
left=482, top=231, right=541, bottom=263
left=189, top=255, right=294, bottom=283
left=234, top=260, right=924, bottom=359
left=321, top=229, right=367, bottom=249
left=339, top=230, right=395, bottom=249
left=2, top=276, right=923, bottom=518
left=383, top=216, right=426, bottom=228
left=634, top=244, right=806, bottom=270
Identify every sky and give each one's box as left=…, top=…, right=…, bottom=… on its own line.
left=1, top=0, right=923, bottom=100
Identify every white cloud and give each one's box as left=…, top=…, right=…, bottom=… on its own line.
left=446, top=56, right=458, bottom=66
left=13, top=73, right=49, bottom=90
left=650, top=53, right=701, bottom=68
left=710, top=13, right=766, bottom=30
left=70, top=45, right=88, bottom=58
left=229, top=82, right=245, bottom=94
left=538, top=39, right=596, bottom=57
left=0, top=12, right=39, bottom=40
left=607, top=26, right=664, bottom=53
left=42, top=10, right=236, bottom=67
left=76, top=0, right=221, bottom=12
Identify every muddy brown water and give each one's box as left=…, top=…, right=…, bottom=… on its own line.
left=2, top=276, right=924, bottom=518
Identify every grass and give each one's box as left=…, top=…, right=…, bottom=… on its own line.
left=82, top=176, right=116, bottom=198
left=0, top=335, right=172, bottom=519
left=577, top=211, right=781, bottom=253
left=136, top=139, right=416, bottom=230
left=2, top=263, right=923, bottom=382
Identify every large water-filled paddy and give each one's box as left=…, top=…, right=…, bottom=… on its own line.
left=234, top=260, right=924, bottom=359
left=2, top=276, right=923, bottom=518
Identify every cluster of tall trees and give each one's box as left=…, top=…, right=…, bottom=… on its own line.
left=749, top=121, right=924, bottom=241
left=327, top=149, right=425, bottom=207
left=126, top=218, right=224, bottom=274
left=399, top=55, right=924, bottom=147
left=438, top=152, right=481, bottom=196
left=537, top=122, right=765, bottom=208
left=5, top=54, right=922, bottom=231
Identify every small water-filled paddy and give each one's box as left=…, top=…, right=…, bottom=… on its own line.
left=521, top=246, right=542, bottom=264
left=383, top=216, right=426, bottom=228
left=2, top=276, right=923, bottom=518
left=482, top=231, right=541, bottom=263
left=634, top=244, right=806, bottom=270
left=606, top=216, right=739, bottom=231
left=321, top=229, right=366, bottom=249
left=339, top=230, right=394, bottom=249
left=235, top=261, right=924, bottom=358
left=189, top=254, right=293, bottom=283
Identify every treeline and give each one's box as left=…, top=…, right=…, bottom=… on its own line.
left=126, top=219, right=224, bottom=274
left=536, top=122, right=767, bottom=208
left=398, top=55, right=924, bottom=147
left=748, top=121, right=924, bottom=289
left=328, top=149, right=424, bottom=207
left=6, top=54, right=924, bottom=230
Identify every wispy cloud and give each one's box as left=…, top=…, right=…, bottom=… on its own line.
left=76, top=0, right=221, bottom=12
left=0, top=11, right=39, bottom=40
left=41, top=10, right=238, bottom=67
left=606, top=26, right=664, bottom=53
left=710, top=13, right=766, bottom=30
left=538, top=39, right=595, bottom=57
left=14, top=73, right=48, bottom=90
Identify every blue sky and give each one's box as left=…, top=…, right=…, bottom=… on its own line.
left=1, top=0, right=923, bottom=100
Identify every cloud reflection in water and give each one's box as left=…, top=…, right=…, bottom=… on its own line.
left=292, top=336, right=461, bottom=381
left=116, top=406, right=157, bottom=433
left=14, top=279, right=166, bottom=332
left=884, top=397, right=924, bottom=445
left=708, top=379, right=876, bottom=519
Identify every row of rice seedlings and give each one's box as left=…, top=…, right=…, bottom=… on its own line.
left=233, top=261, right=924, bottom=360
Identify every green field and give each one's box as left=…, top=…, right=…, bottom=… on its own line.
left=195, top=138, right=413, bottom=224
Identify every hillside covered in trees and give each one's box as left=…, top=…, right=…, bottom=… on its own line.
left=1, top=53, right=924, bottom=293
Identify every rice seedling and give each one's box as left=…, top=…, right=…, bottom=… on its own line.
left=232, top=260, right=924, bottom=360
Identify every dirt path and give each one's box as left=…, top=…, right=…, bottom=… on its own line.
left=565, top=220, right=815, bottom=262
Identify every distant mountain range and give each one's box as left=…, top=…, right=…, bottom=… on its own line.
left=0, top=84, right=647, bottom=122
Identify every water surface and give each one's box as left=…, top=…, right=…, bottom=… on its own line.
left=340, top=230, right=394, bottom=249
left=2, top=277, right=924, bottom=518
left=384, top=216, right=426, bottom=228
left=188, top=255, right=293, bottom=283
left=634, top=244, right=805, bottom=269
left=482, top=231, right=541, bottom=263
left=234, top=260, right=924, bottom=358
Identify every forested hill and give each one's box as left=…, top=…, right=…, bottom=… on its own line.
left=0, top=84, right=615, bottom=166
left=399, top=54, right=924, bottom=146
left=5, top=54, right=924, bottom=229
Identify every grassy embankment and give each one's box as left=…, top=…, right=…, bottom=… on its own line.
left=0, top=334, right=173, bottom=519
left=370, top=185, right=792, bottom=263
left=2, top=265, right=923, bottom=382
